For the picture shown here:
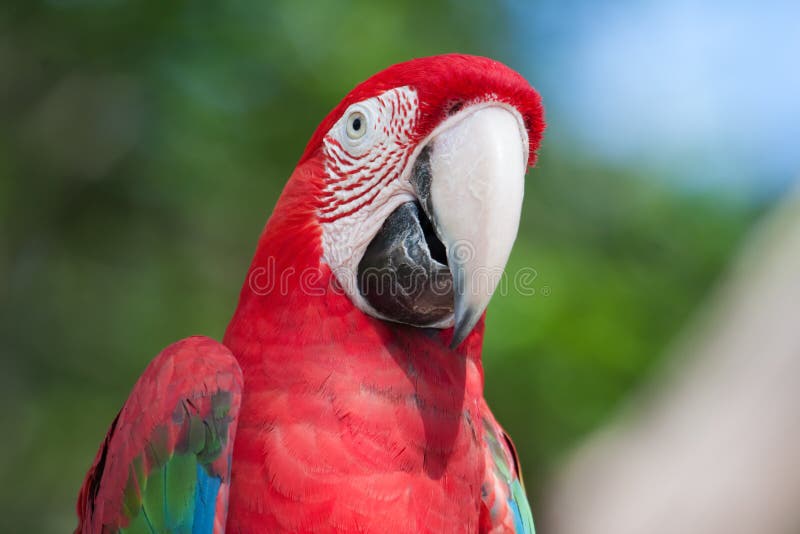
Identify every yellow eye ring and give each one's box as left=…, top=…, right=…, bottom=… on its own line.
left=346, top=111, right=367, bottom=139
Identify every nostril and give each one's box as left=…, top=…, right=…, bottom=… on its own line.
left=447, top=101, right=464, bottom=116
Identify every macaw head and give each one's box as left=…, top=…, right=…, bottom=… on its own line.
left=241, top=54, right=544, bottom=348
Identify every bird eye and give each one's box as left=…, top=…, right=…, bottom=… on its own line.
left=346, top=111, right=367, bottom=139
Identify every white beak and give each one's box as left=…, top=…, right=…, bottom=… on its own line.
left=421, top=105, right=528, bottom=347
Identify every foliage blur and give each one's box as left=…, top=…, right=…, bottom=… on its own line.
left=0, top=1, right=766, bottom=532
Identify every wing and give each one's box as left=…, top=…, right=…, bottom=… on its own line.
left=75, top=336, right=243, bottom=534
left=479, top=405, right=536, bottom=534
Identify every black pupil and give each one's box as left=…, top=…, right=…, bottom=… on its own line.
left=352, top=117, right=362, bottom=131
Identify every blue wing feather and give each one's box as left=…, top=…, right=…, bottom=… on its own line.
left=192, top=464, right=223, bottom=534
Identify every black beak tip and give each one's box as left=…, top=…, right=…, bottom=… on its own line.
left=449, top=335, right=466, bottom=350
left=449, top=306, right=481, bottom=349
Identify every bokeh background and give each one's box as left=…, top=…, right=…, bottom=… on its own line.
left=2, top=1, right=798, bottom=532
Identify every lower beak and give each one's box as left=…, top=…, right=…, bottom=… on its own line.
left=415, top=106, right=527, bottom=348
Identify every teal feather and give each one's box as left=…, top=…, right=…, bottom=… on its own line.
left=510, top=478, right=535, bottom=533
left=482, top=415, right=536, bottom=533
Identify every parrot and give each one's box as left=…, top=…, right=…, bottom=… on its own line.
left=75, top=54, right=545, bottom=534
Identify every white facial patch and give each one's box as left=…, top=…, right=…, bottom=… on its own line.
left=319, top=86, right=420, bottom=314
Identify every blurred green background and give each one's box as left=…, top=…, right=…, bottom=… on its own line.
left=3, top=1, right=795, bottom=532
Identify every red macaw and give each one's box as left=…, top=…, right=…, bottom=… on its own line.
left=76, top=54, right=545, bottom=533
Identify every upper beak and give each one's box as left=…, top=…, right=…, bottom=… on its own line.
left=415, top=106, right=527, bottom=348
